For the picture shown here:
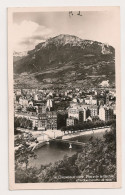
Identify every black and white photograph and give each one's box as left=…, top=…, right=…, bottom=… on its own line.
left=8, top=7, right=121, bottom=189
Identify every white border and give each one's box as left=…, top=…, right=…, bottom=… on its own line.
left=0, top=0, right=125, bottom=194
left=8, top=6, right=121, bottom=190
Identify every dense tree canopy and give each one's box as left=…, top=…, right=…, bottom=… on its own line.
left=61, top=119, right=116, bottom=133
left=14, top=117, right=32, bottom=133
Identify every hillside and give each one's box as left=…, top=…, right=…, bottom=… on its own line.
left=13, top=51, right=28, bottom=62
left=13, top=34, right=115, bottom=89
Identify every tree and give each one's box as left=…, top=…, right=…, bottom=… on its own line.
left=34, top=126, right=38, bottom=131
left=14, top=116, right=32, bottom=130
left=15, top=135, right=37, bottom=173
left=14, top=117, right=20, bottom=129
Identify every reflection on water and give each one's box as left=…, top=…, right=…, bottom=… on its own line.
left=29, top=144, right=78, bottom=168
left=29, top=130, right=107, bottom=168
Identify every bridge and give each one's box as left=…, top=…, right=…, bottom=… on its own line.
left=49, top=138, right=86, bottom=148
left=49, top=126, right=111, bottom=148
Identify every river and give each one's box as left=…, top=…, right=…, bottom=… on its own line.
left=29, top=129, right=108, bottom=168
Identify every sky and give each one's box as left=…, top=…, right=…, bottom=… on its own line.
left=13, top=11, right=118, bottom=52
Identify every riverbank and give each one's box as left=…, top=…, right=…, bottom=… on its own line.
left=16, top=126, right=110, bottom=150
left=62, top=126, right=110, bottom=140
left=28, top=126, right=112, bottom=168
left=16, top=124, right=116, bottom=183
left=30, top=141, right=48, bottom=151
left=16, top=128, right=63, bottom=139
left=16, top=128, right=63, bottom=150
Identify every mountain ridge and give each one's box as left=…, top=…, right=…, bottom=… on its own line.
left=13, top=34, right=115, bottom=89
left=27, top=34, right=114, bottom=56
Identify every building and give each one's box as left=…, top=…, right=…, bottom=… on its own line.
left=19, top=98, right=29, bottom=107
left=68, top=106, right=79, bottom=120
left=112, top=104, right=116, bottom=115
left=67, top=94, right=73, bottom=99
left=66, top=117, right=78, bottom=126
left=46, top=99, right=53, bottom=111
left=16, top=90, right=21, bottom=96
left=38, top=105, right=46, bottom=114
left=86, top=116, right=92, bottom=121
left=38, top=113, right=47, bottom=130
left=79, top=111, right=84, bottom=124
left=85, top=96, right=97, bottom=105
left=28, top=100, right=33, bottom=107
left=67, top=103, right=87, bottom=126
left=99, top=106, right=105, bottom=121
left=15, top=111, right=39, bottom=130
left=86, top=108, right=91, bottom=118
left=15, top=109, right=58, bottom=130
left=47, top=111, right=57, bottom=130
left=89, top=105, right=98, bottom=117
left=105, top=108, right=114, bottom=121
left=98, top=99, right=104, bottom=106
left=69, top=101, right=79, bottom=107
left=30, top=115, right=39, bottom=129
left=106, top=94, right=109, bottom=105
left=79, top=109, right=86, bottom=124
left=34, top=94, right=38, bottom=101
left=99, top=106, right=114, bottom=121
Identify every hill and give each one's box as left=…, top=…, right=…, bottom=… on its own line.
left=13, top=51, right=28, bottom=62
left=13, top=34, right=115, bottom=89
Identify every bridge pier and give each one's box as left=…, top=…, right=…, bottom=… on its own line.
left=49, top=138, right=85, bottom=148
left=69, top=143, right=72, bottom=149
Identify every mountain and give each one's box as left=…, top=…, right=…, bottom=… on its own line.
left=13, top=51, right=28, bottom=62
left=13, top=34, right=115, bottom=89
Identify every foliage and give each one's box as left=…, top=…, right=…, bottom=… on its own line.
left=15, top=167, right=40, bottom=183
left=15, top=123, right=116, bottom=183
left=14, top=116, right=32, bottom=132
left=27, top=107, right=36, bottom=112
left=14, top=135, right=36, bottom=170
left=54, top=100, right=70, bottom=111
left=61, top=119, right=116, bottom=133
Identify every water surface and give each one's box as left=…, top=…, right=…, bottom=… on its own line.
left=29, top=130, right=107, bottom=168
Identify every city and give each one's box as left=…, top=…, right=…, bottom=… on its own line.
left=14, top=87, right=116, bottom=132
left=14, top=86, right=117, bottom=182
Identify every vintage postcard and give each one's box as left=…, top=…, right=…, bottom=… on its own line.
left=8, top=7, right=121, bottom=189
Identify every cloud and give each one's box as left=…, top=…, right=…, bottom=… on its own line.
left=20, top=38, right=31, bottom=45
left=13, top=20, right=53, bottom=52
left=31, top=35, right=47, bottom=40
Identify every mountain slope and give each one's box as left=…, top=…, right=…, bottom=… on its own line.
left=13, top=34, right=115, bottom=89
left=13, top=51, right=28, bottom=62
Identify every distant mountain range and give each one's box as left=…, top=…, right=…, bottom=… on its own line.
left=13, top=34, right=115, bottom=89
left=13, top=51, right=28, bottom=62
